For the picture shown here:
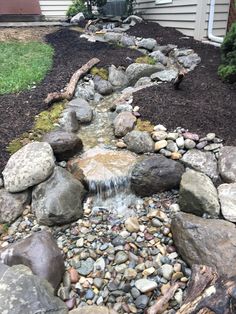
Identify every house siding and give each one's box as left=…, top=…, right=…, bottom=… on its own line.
left=39, top=0, right=72, bottom=19
left=135, top=0, right=230, bottom=40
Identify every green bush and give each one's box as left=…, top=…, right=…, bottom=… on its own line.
left=218, top=22, right=236, bottom=83
left=67, top=0, right=88, bottom=18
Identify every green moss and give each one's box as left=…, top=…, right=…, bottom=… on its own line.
left=7, top=102, right=65, bottom=155
left=90, top=66, right=109, bottom=80
left=135, top=56, right=156, bottom=65
left=135, top=119, right=155, bottom=133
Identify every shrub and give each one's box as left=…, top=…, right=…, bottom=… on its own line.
left=218, top=22, right=236, bottom=83
left=67, top=0, right=88, bottom=18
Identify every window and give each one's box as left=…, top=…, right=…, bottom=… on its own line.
left=156, top=0, right=172, bottom=4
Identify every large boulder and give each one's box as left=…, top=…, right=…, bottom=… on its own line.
left=3, top=142, right=55, bottom=193
left=32, top=166, right=87, bottom=226
left=179, top=169, right=220, bottom=217
left=43, top=130, right=83, bottom=161
left=131, top=155, right=184, bottom=196
left=113, top=112, right=136, bottom=137
left=181, top=149, right=219, bottom=183
left=108, top=65, right=129, bottom=88
left=67, top=98, right=93, bottom=123
left=125, top=63, right=165, bottom=85
left=124, top=130, right=154, bottom=154
left=70, top=12, right=85, bottom=23
left=0, top=264, right=68, bottom=314
left=149, top=50, right=168, bottom=65
left=0, top=188, right=30, bottom=224
left=0, top=230, right=64, bottom=290
left=218, top=146, right=236, bottom=183
left=177, top=53, right=201, bottom=70
left=137, top=38, right=157, bottom=51
left=70, top=306, right=117, bottom=314
left=218, top=183, right=236, bottom=222
left=171, top=212, right=236, bottom=277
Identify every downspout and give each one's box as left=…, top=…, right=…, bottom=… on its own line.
left=208, top=0, right=224, bottom=43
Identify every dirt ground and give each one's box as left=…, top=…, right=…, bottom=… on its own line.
left=0, top=27, right=142, bottom=173
left=128, top=22, right=236, bottom=143
left=0, top=27, right=58, bottom=42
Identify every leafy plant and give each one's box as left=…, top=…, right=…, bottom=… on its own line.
left=67, top=0, right=88, bottom=18
left=218, top=22, right=236, bottom=83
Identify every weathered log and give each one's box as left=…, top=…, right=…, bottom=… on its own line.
left=44, top=58, right=100, bottom=105
left=177, top=264, right=236, bottom=314
left=146, top=283, right=179, bottom=314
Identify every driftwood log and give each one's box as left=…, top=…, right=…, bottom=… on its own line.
left=44, top=58, right=100, bottom=105
left=177, top=265, right=236, bottom=314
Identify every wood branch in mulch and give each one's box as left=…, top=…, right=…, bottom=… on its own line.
left=0, top=28, right=142, bottom=173
left=128, top=22, right=236, bottom=144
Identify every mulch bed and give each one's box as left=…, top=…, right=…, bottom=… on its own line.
left=0, top=28, right=141, bottom=173
left=127, top=22, right=236, bottom=143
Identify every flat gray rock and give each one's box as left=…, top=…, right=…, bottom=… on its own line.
left=108, top=65, right=129, bottom=88
left=32, top=166, right=86, bottom=226
left=3, top=142, right=55, bottom=193
left=137, top=38, right=157, bottom=51
left=151, top=69, right=178, bottom=82
left=131, top=155, right=184, bottom=196
left=67, top=98, right=93, bottom=123
left=179, top=169, right=220, bottom=217
left=171, top=212, right=236, bottom=277
left=0, top=264, right=67, bottom=314
left=218, top=183, right=236, bottom=222
left=218, top=146, right=236, bottom=183
left=0, top=188, right=30, bottom=224
left=0, top=230, right=65, bottom=290
left=181, top=149, right=219, bottom=183
left=43, top=130, right=83, bottom=161
left=125, top=63, right=165, bottom=85
left=124, top=130, right=154, bottom=154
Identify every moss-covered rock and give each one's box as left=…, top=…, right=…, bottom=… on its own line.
left=90, top=67, right=109, bottom=80
left=135, top=56, right=156, bottom=65
left=7, top=102, right=65, bottom=155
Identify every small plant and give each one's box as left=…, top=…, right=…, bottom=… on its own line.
left=218, top=22, right=236, bottom=83
left=67, top=0, right=88, bottom=18
left=90, top=66, right=109, bottom=80
left=135, top=56, right=156, bottom=65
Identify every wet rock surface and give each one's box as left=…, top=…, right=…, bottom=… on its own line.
left=131, top=155, right=184, bottom=196
left=124, top=130, right=154, bottom=153
left=218, top=146, right=236, bottom=183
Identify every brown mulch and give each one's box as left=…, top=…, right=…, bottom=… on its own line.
left=127, top=22, right=236, bottom=143
left=0, top=27, right=142, bottom=173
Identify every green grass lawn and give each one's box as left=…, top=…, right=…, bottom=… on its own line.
left=0, top=41, right=54, bottom=95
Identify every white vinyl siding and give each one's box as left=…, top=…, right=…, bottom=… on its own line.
left=39, top=0, right=72, bottom=19
left=135, top=0, right=230, bottom=40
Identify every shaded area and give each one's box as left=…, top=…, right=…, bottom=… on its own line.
left=0, top=28, right=142, bottom=173
left=128, top=22, right=236, bottom=144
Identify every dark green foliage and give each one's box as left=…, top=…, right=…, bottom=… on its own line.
left=218, top=22, right=236, bottom=83
left=67, top=0, right=107, bottom=18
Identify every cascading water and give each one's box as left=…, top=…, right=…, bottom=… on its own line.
left=70, top=147, right=142, bottom=221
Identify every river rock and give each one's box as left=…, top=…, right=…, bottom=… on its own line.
left=171, top=212, right=236, bottom=277
left=179, top=169, right=220, bottom=217
left=94, top=77, right=113, bottom=95
left=135, top=278, right=157, bottom=293
left=181, top=149, right=219, bottom=183
left=75, top=83, right=95, bottom=101
left=0, top=230, right=64, bottom=290
left=115, top=104, right=133, bottom=113
left=59, top=110, right=79, bottom=132
left=43, top=130, right=83, bottom=161
left=218, top=146, right=236, bottom=183
left=77, top=257, right=94, bottom=276
left=125, top=63, right=165, bottom=85
left=151, top=69, right=178, bottom=82
left=108, top=65, right=129, bottom=88
left=67, top=98, right=93, bottom=123
left=69, top=306, right=117, bottom=314
left=3, top=142, right=55, bottom=193
left=178, top=53, right=201, bottom=70
left=124, top=130, right=154, bottom=153
left=0, top=264, right=67, bottom=314
left=218, top=183, right=236, bottom=222
left=32, top=166, right=86, bottom=226
left=131, top=155, right=184, bottom=196
left=125, top=216, right=140, bottom=232
left=120, top=35, right=135, bottom=47
left=113, top=112, right=136, bottom=137
left=149, top=50, right=168, bottom=65
left=137, top=38, right=157, bottom=51
left=0, top=188, right=30, bottom=224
